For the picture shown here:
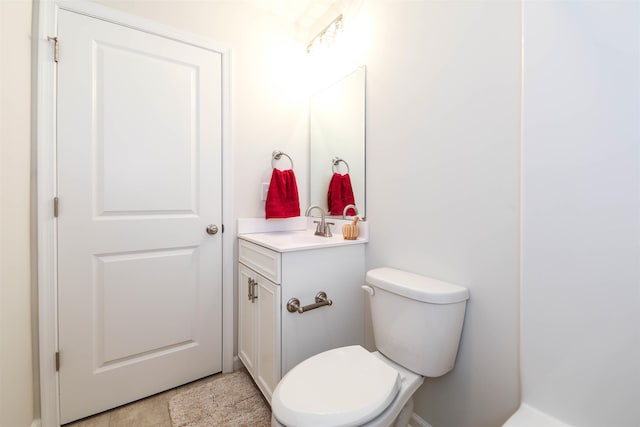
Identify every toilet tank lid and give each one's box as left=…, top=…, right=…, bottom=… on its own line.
left=366, top=268, right=469, bottom=304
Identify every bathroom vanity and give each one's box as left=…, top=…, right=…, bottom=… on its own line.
left=237, top=219, right=367, bottom=403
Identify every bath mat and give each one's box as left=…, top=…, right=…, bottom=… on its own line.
left=169, top=370, right=271, bottom=427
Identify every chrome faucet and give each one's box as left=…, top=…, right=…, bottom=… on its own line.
left=342, top=204, right=359, bottom=219
left=305, top=205, right=333, bottom=237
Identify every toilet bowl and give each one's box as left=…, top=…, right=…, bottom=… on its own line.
left=271, top=268, right=469, bottom=427
left=271, top=346, right=423, bottom=427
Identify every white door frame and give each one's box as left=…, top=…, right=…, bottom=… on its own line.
left=35, top=2, right=233, bottom=426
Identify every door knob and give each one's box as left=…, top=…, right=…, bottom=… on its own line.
left=206, top=224, right=219, bottom=235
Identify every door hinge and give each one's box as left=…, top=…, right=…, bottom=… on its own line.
left=47, top=36, right=59, bottom=62
left=53, top=197, right=59, bottom=218
left=55, top=352, right=60, bottom=371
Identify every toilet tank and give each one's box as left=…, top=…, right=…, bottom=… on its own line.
left=365, top=268, right=469, bottom=377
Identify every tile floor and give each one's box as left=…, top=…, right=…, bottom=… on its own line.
left=64, top=373, right=221, bottom=427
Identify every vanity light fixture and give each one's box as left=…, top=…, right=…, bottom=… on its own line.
left=306, top=14, right=344, bottom=54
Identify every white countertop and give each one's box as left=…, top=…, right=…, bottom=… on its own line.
left=237, top=217, right=368, bottom=253
left=239, top=230, right=367, bottom=252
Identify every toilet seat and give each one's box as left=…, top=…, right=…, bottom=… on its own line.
left=271, top=345, right=401, bottom=427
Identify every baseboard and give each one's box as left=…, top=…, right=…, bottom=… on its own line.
left=31, top=419, right=42, bottom=427
left=410, top=412, right=433, bottom=427
left=232, top=355, right=244, bottom=371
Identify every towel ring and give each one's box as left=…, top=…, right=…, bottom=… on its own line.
left=332, top=157, right=350, bottom=174
left=272, top=150, right=294, bottom=170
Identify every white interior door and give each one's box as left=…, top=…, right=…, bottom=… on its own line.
left=57, top=9, right=223, bottom=423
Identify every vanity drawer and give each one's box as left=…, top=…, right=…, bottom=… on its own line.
left=239, top=239, right=281, bottom=284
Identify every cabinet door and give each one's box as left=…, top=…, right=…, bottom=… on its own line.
left=255, top=274, right=281, bottom=401
left=238, top=264, right=256, bottom=374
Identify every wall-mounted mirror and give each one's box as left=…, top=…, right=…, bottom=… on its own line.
left=309, top=67, right=366, bottom=218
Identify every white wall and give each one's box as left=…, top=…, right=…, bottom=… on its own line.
left=0, top=1, right=35, bottom=426
left=521, top=1, right=640, bottom=425
left=358, top=1, right=522, bottom=426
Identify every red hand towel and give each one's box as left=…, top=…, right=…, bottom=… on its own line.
left=327, top=173, right=356, bottom=216
left=265, top=169, right=301, bottom=219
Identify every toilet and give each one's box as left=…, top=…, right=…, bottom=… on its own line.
left=271, top=267, right=470, bottom=427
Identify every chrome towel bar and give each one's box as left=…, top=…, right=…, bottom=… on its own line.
left=287, top=292, right=333, bottom=314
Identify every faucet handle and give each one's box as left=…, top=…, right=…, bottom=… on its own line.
left=325, top=222, right=334, bottom=237
left=313, top=220, right=323, bottom=233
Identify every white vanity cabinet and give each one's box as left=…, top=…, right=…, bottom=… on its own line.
left=237, top=237, right=365, bottom=404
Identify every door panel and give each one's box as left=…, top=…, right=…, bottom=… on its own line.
left=57, top=9, right=223, bottom=423
left=96, top=41, right=197, bottom=215
left=96, top=248, right=198, bottom=365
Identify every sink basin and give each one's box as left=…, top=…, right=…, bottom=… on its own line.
left=239, top=229, right=367, bottom=252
